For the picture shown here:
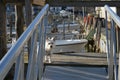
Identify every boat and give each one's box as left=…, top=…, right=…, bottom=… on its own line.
left=51, top=39, right=88, bottom=53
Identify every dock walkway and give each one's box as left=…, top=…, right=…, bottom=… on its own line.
left=45, top=52, right=118, bottom=67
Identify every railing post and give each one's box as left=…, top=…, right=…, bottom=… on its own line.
left=33, top=26, right=39, bottom=80
left=39, top=11, right=48, bottom=80
left=14, top=50, right=24, bottom=80
left=111, top=19, right=118, bottom=80
left=110, top=19, right=114, bottom=80
left=105, top=10, right=113, bottom=80
left=39, top=18, right=45, bottom=80
left=42, top=11, right=48, bottom=63
left=104, top=5, right=120, bottom=80
left=26, top=29, right=38, bottom=80
left=38, top=21, right=44, bottom=80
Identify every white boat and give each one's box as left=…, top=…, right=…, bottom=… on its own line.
left=51, top=39, right=88, bottom=53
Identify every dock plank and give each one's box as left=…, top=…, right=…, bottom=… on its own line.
left=45, top=52, right=118, bottom=67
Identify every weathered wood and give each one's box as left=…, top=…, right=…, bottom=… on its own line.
left=5, top=0, right=25, bottom=4
left=44, top=52, right=119, bottom=67
left=46, top=0, right=120, bottom=7
left=0, top=2, right=7, bottom=59
left=25, top=0, right=32, bottom=58
left=25, top=0, right=32, bottom=26
left=5, top=1, right=120, bottom=7
left=24, top=51, right=119, bottom=67
left=5, top=0, right=45, bottom=6
left=32, top=0, right=45, bottom=6
left=16, top=4, right=24, bottom=38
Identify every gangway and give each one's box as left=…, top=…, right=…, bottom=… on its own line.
left=0, top=4, right=49, bottom=80
left=0, top=4, right=119, bottom=80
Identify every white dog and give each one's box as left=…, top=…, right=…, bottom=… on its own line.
left=45, top=37, right=55, bottom=63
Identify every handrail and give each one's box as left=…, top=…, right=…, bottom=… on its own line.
left=0, top=4, right=49, bottom=80
left=104, top=5, right=119, bottom=80
left=104, top=5, right=120, bottom=28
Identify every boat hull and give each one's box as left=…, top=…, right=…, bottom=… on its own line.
left=51, top=39, right=88, bottom=53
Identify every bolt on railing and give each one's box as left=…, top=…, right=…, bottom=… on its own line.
left=0, top=4, right=49, bottom=80
left=104, top=5, right=120, bottom=80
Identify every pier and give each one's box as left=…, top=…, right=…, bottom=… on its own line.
left=0, top=1, right=120, bottom=80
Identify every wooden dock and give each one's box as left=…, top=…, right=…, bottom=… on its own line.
left=45, top=52, right=119, bottom=67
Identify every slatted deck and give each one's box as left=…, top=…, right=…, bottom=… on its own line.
left=45, top=52, right=119, bottom=67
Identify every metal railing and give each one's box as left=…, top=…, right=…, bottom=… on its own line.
left=104, top=5, right=120, bottom=80
left=0, top=4, right=49, bottom=80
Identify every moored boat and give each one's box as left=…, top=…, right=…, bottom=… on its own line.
left=51, top=39, right=88, bottom=53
